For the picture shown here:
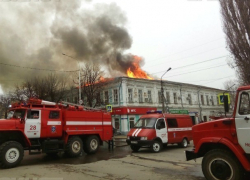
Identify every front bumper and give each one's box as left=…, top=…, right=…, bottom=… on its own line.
left=126, top=139, right=154, bottom=147
left=185, top=149, right=199, bottom=161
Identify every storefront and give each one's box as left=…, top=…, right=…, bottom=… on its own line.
left=111, top=107, right=157, bottom=134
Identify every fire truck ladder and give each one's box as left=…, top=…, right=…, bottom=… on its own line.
left=60, top=101, right=102, bottom=111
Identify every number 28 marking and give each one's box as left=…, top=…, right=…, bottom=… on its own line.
left=30, top=125, right=36, bottom=130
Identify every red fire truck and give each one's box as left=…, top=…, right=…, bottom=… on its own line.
left=126, top=111, right=193, bottom=152
left=186, top=85, right=250, bottom=180
left=0, top=99, right=113, bottom=169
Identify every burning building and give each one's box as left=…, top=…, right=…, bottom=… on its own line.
left=65, top=65, right=225, bottom=135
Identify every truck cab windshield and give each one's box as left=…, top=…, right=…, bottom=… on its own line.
left=12, top=109, right=26, bottom=119
left=133, top=118, right=156, bottom=129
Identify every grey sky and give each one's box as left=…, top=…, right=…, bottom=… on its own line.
left=0, top=0, right=236, bottom=94
left=97, top=0, right=235, bottom=88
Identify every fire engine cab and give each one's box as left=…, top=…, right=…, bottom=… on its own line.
left=126, top=111, right=193, bottom=152
left=0, top=99, right=113, bottom=169
left=186, top=85, right=250, bottom=180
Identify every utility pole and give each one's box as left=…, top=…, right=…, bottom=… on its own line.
left=62, top=53, right=82, bottom=104
left=223, top=84, right=235, bottom=117
left=161, top=67, right=171, bottom=113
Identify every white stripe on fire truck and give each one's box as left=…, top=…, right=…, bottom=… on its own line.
left=47, top=121, right=61, bottom=125
left=168, top=127, right=192, bottom=132
left=132, top=128, right=139, bottom=136
left=103, top=122, right=112, bottom=125
left=135, top=128, right=142, bottom=137
left=66, top=121, right=111, bottom=125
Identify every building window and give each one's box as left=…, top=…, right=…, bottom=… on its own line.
left=138, top=90, right=143, bottom=103
left=148, top=90, right=152, bottom=103
left=203, top=116, right=207, bottom=122
left=206, top=95, right=209, bottom=105
left=173, top=93, right=178, bottom=104
left=166, top=92, right=170, bottom=104
left=74, top=97, right=77, bottom=104
left=104, top=91, right=109, bottom=104
left=113, top=89, right=118, bottom=104
left=211, top=96, right=214, bottom=106
left=201, top=95, right=204, bottom=105
left=158, top=91, right=162, bottom=103
left=130, top=117, right=135, bottom=129
left=96, top=92, right=101, bottom=106
left=115, top=118, right=120, bottom=129
left=187, top=94, right=192, bottom=105
left=128, top=89, right=133, bottom=103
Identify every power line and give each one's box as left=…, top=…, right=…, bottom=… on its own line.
left=201, top=75, right=236, bottom=85
left=146, top=37, right=224, bottom=63
left=145, top=46, right=225, bottom=68
left=151, top=55, right=228, bottom=75
left=180, top=75, right=235, bottom=83
left=0, top=62, right=78, bottom=72
left=164, top=64, right=228, bottom=78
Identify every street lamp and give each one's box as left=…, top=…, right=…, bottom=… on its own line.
left=62, top=53, right=82, bottom=104
left=161, top=67, right=171, bottom=113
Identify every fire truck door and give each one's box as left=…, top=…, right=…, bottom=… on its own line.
left=155, top=118, right=168, bottom=143
left=235, top=91, right=250, bottom=154
left=25, top=110, right=41, bottom=138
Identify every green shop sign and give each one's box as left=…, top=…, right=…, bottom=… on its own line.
left=169, top=109, right=189, bottom=114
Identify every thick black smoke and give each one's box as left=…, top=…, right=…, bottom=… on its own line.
left=0, top=0, right=138, bottom=93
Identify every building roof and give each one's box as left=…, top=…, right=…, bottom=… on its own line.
left=112, top=77, right=225, bottom=91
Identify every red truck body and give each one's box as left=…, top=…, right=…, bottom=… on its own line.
left=186, top=85, right=250, bottom=180
left=0, top=99, right=113, bottom=168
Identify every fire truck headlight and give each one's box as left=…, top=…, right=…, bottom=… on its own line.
left=127, top=136, right=130, bottom=140
left=140, top=137, right=147, bottom=140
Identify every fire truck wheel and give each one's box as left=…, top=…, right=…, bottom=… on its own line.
left=179, top=138, right=188, bottom=148
left=0, top=141, right=24, bottom=169
left=151, top=141, right=162, bottom=153
left=202, top=149, right=244, bottom=180
left=66, top=136, right=83, bottom=157
left=84, top=136, right=100, bottom=154
left=130, top=145, right=140, bottom=152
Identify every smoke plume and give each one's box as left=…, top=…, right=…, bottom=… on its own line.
left=0, top=0, right=142, bottom=93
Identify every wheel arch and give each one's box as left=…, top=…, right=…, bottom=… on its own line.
left=153, top=137, right=163, bottom=143
left=196, top=138, right=250, bottom=171
left=0, top=130, right=31, bottom=147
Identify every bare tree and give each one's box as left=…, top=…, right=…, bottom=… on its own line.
left=220, top=0, right=250, bottom=85
left=0, top=94, right=13, bottom=118
left=13, top=73, right=68, bottom=102
left=80, top=64, right=107, bottom=107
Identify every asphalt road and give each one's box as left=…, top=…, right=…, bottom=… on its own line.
left=0, top=142, right=205, bottom=180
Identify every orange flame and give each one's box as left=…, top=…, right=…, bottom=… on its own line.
left=126, top=56, right=153, bottom=80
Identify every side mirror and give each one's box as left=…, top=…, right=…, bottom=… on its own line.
left=20, top=118, right=25, bottom=123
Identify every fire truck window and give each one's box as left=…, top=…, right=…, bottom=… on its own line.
left=167, top=118, right=178, bottom=128
left=28, top=111, right=40, bottom=119
left=13, top=110, right=26, bottom=119
left=239, top=92, right=250, bottom=115
left=156, top=119, right=165, bottom=129
left=49, top=111, right=60, bottom=119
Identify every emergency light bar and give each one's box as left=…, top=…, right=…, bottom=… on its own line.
left=146, top=110, right=162, bottom=114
